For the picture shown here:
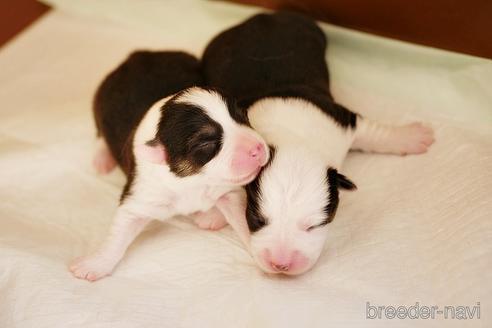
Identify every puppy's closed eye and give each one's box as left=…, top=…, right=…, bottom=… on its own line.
left=187, top=129, right=222, bottom=165
left=306, top=223, right=326, bottom=232
left=191, top=140, right=219, bottom=152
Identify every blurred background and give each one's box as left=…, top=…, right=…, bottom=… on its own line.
left=1, top=0, right=491, bottom=58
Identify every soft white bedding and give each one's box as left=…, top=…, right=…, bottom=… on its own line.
left=0, top=1, right=491, bottom=327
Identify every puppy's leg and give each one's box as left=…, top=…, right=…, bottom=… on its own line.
left=69, top=207, right=151, bottom=281
left=192, top=206, right=228, bottom=231
left=216, top=190, right=250, bottom=248
left=93, top=137, right=117, bottom=174
left=351, top=117, right=435, bottom=155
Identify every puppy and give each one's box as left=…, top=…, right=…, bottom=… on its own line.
left=203, top=12, right=434, bottom=275
left=70, top=51, right=269, bottom=281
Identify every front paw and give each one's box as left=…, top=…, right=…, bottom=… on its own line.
left=69, top=254, right=116, bottom=282
left=394, top=122, right=435, bottom=155
left=193, top=212, right=228, bottom=231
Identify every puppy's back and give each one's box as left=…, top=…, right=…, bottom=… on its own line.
left=93, top=51, right=203, bottom=172
left=203, top=12, right=329, bottom=102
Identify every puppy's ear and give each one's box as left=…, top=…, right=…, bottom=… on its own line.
left=135, top=139, right=168, bottom=164
left=336, top=172, right=357, bottom=190
left=327, top=168, right=357, bottom=191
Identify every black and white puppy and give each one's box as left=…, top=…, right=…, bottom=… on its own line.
left=70, top=51, right=269, bottom=281
left=203, top=12, right=434, bottom=275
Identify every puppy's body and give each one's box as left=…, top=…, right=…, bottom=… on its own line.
left=94, top=51, right=203, bottom=175
left=70, top=51, right=268, bottom=281
left=203, top=12, right=356, bottom=169
left=203, top=12, right=434, bottom=275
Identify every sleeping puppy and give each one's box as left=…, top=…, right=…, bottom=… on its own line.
left=203, top=12, right=434, bottom=275
left=69, top=51, right=269, bottom=281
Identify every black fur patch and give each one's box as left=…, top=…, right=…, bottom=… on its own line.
left=156, top=99, right=223, bottom=177
left=244, top=146, right=276, bottom=233
left=118, top=129, right=138, bottom=202
left=120, top=173, right=135, bottom=203
left=202, top=11, right=358, bottom=129
left=219, top=89, right=251, bottom=126
left=94, top=51, right=204, bottom=176
left=320, top=168, right=356, bottom=226
left=92, top=50, right=203, bottom=201
left=336, top=172, right=357, bottom=191
left=179, top=86, right=251, bottom=127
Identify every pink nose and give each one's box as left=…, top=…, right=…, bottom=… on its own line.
left=263, top=248, right=308, bottom=273
left=231, top=142, right=267, bottom=177
left=270, top=262, right=291, bottom=272
left=249, top=143, right=266, bottom=164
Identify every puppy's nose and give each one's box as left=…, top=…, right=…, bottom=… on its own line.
left=249, top=142, right=266, bottom=164
left=263, top=248, right=309, bottom=274
left=270, top=262, right=291, bottom=272
left=231, top=140, right=268, bottom=177
left=264, top=248, right=293, bottom=272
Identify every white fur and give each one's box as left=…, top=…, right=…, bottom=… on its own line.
left=244, top=98, right=354, bottom=274
left=70, top=88, right=268, bottom=281
left=236, top=97, right=434, bottom=275
left=249, top=97, right=355, bottom=167
left=173, top=88, right=268, bottom=184
left=353, top=119, right=435, bottom=155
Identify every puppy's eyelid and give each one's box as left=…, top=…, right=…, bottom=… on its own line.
left=306, top=223, right=324, bottom=232
left=191, top=134, right=218, bottom=145
left=194, top=140, right=217, bottom=148
left=300, top=216, right=321, bottom=231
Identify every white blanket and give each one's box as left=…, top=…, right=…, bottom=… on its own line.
left=0, top=1, right=491, bottom=327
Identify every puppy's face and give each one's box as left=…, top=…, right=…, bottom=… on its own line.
left=149, top=88, right=269, bottom=185
left=245, top=148, right=355, bottom=275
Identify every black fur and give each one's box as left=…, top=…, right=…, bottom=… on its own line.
left=93, top=51, right=209, bottom=201
left=336, top=171, right=357, bottom=191
left=93, top=51, right=204, bottom=176
left=155, top=94, right=223, bottom=177
left=203, top=12, right=358, bottom=230
left=320, top=168, right=356, bottom=226
left=245, top=146, right=277, bottom=232
left=245, top=176, right=268, bottom=233
left=202, top=11, right=357, bottom=129
left=222, top=94, right=251, bottom=127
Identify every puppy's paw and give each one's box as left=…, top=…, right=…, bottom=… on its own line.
left=193, top=212, right=228, bottom=231
left=69, top=254, right=116, bottom=282
left=93, top=139, right=117, bottom=174
left=393, top=122, right=435, bottom=155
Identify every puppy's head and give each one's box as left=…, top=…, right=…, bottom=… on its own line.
left=245, top=147, right=356, bottom=275
left=136, top=87, right=269, bottom=185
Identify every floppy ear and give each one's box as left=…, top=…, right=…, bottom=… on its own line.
left=327, top=168, right=357, bottom=191
left=336, top=172, right=357, bottom=190
left=135, top=140, right=168, bottom=164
